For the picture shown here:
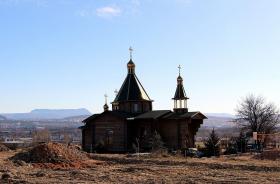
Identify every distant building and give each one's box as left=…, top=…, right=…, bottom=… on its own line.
left=81, top=49, right=207, bottom=152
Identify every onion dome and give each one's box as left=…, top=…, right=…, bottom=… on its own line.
left=103, top=103, right=109, bottom=111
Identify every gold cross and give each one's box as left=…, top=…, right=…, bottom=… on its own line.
left=129, top=46, right=133, bottom=59
left=178, top=65, right=181, bottom=76
left=104, top=94, right=108, bottom=104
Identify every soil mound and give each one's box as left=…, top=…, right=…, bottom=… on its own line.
left=11, top=142, right=87, bottom=164
left=0, top=144, right=10, bottom=152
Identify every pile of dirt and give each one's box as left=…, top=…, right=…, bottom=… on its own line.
left=0, top=144, right=10, bottom=152
left=254, top=150, right=280, bottom=160
left=11, top=142, right=88, bottom=164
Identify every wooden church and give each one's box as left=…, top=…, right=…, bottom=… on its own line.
left=81, top=49, right=206, bottom=152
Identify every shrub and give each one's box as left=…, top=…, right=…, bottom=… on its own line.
left=204, top=128, right=220, bottom=157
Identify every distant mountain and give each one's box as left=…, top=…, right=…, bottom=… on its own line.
left=0, top=115, right=7, bottom=120
left=206, top=113, right=235, bottom=118
left=1, top=108, right=92, bottom=120
left=203, top=115, right=235, bottom=128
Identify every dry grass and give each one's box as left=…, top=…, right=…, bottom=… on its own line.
left=0, top=144, right=10, bottom=152
left=0, top=150, right=279, bottom=184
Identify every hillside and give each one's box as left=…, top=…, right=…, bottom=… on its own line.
left=1, top=108, right=91, bottom=120
left=0, top=115, right=6, bottom=121
left=203, top=116, right=235, bottom=128
left=205, top=113, right=235, bottom=118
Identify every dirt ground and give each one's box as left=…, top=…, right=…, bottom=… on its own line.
left=0, top=151, right=279, bottom=184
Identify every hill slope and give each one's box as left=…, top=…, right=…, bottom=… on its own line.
left=1, top=108, right=91, bottom=120
left=203, top=116, right=235, bottom=128
left=0, top=115, right=7, bottom=120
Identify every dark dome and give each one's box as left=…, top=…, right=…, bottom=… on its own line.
left=127, top=59, right=135, bottom=67
left=177, top=76, right=183, bottom=81
left=103, top=103, right=109, bottom=111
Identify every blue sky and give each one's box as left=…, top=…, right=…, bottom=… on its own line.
left=0, top=0, right=280, bottom=114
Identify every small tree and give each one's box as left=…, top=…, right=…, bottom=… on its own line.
left=63, top=133, right=73, bottom=145
left=132, top=138, right=140, bottom=158
left=236, top=95, right=280, bottom=134
left=236, top=131, right=248, bottom=153
left=204, top=128, right=220, bottom=157
left=149, top=131, right=165, bottom=151
left=224, top=137, right=238, bottom=155
left=32, top=129, right=50, bottom=144
left=139, top=131, right=165, bottom=152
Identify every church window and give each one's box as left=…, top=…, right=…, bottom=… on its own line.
left=134, top=103, right=139, bottom=112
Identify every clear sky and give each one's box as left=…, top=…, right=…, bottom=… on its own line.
left=0, top=0, right=280, bottom=114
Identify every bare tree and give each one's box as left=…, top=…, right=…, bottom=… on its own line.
left=63, top=132, right=72, bottom=145
left=236, top=95, right=280, bottom=134
left=32, top=129, right=51, bottom=143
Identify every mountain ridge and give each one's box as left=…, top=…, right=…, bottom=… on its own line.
left=0, top=115, right=7, bottom=120
left=1, top=108, right=92, bottom=120
left=205, top=113, right=235, bottom=118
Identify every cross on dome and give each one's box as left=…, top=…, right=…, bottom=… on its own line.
left=178, top=65, right=182, bottom=76
left=129, top=46, right=133, bottom=60
left=104, top=94, right=108, bottom=104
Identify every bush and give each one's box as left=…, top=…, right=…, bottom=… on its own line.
left=236, top=131, right=248, bottom=153
left=139, top=131, right=166, bottom=153
left=149, top=131, right=165, bottom=152
left=204, top=128, right=220, bottom=157
left=224, top=138, right=238, bottom=155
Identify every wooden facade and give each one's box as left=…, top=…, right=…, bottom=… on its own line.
left=82, top=110, right=205, bottom=152
left=81, top=55, right=206, bottom=152
left=82, top=112, right=128, bottom=152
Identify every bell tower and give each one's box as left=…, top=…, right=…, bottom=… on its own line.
left=173, top=65, right=189, bottom=113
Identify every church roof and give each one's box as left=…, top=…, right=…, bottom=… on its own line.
left=173, top=84, right=188, bottom=100
left=135, top=110, right=171, bottom=119
left=82, top=110, right=207, bottom=124
left=113, top=60, right=152, bottom=102
left=83, top=111, right=132, bottom=123
left=162, top=111, right=207, bottom=119
left=173, top=75, right=188, bottom=100
left=82, top=113, right=100, bottom=123
left=134, top=111, right=207, bottom=120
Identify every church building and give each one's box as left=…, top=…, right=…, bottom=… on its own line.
left=81, top=48, right=206, bottom=152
